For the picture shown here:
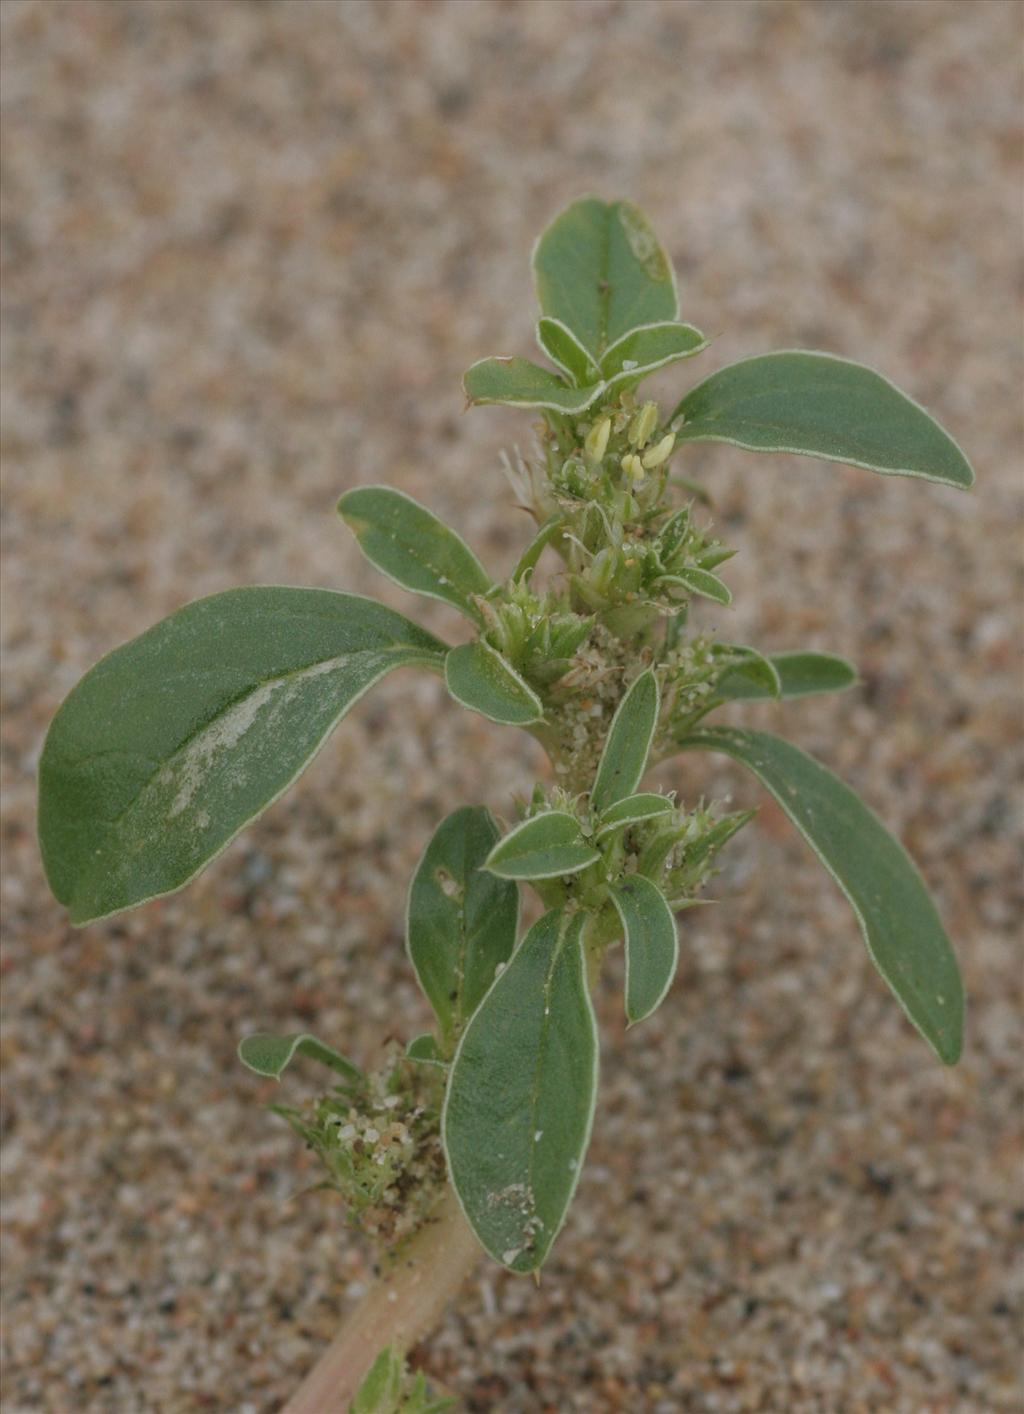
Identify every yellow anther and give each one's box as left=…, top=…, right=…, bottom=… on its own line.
left=641, top=432, right=676, bottom=470
left=584, top=416, right=611, bottom=463
left=628, top=401, right=659, bottom=448
left=621, top=452, right=646, bottom=481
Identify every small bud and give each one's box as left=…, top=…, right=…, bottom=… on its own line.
left=642, top=432, right=676, bottom=469
left=584, top=416, right=611, bottom=463
left=621, top=452, right=646, bottom=482
left=628, top=401, right=659, bottom=448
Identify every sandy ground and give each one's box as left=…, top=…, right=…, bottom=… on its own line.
left=2, top=2, right=1021, bottom=1410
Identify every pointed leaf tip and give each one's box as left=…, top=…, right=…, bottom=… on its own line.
left=672, top=351, right=974, bottom=489
left=676, top=726, right=964, bottom=1064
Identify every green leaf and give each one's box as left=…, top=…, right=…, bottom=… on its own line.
left=338, top=486, right=491, bottom=624
left=443, top=911, right=598, bottom=1271
left=658, top=567, right=732, bottom=605
left=600, top=320, right=708, bottom=392
left=536, top=317, right=601, bottom=387
left=671, top=351, right=974, bottom=489
left=484, top=811, right=600, bottom=881
left=717, top=650, right=857, bottom=701
left=463, top=357, right=604, bottom=414
left=444, top=640, right=544, bottom=725
left=238, top=1032, right=364, bottom=1085
left=406, top=806, right=519, bottom=1046
left=532, top=197, right=679, bottom=358
left=610, top=875, right=679, bottom=1025
left=591, top=669, right=660, bottom=814
left=405, top=1033, right=447, bottom=1068
left=594, top=791, right=675, bottom=839
left=676, top=726, right=964, bottom=1064
left=38, top=588, right=446, bottom=926
left=715, top=645, right=781, bottom=699
left=511, top=514, right=566, bottom=584
left=351, top=1345, right=403, bottom=1413
left=404, top=1371, right=456, bottom=1414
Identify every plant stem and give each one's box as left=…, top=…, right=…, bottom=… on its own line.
left=281, top=1186, right=481, bottom=1414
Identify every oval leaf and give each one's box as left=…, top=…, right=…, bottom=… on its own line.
left=338, top=486, right=491, bottom=623
left=532, top=197, right=678, bottom=358
left=444, top=640, right=544, bottom=726
left=238, top=1032, right=363, bottom=1085
left=484, top=812, right=600, bottom=881
left=463, top=357, right=604, bottom=414
left=38, top=588, right=446, bottom=926
left=677, top=726, right=964, bottom=1064
left=610, top=875, right=679, bottom=1025
left=595, top=791, right=675, bottom=838
left=658, top=567, right=732, bottom=606
left=443, top=911, right=598, bottom=1272
left=672, top=351, right=974, bottom=489
left=536, top=317, right=601, bottom=388
left=591, top=669, right=660, bottom=815
left=407, top=806, right=519, bottom=1046
left=717, top=650, right=857, bottom=702
left=600, top=320, right=708, bottom=391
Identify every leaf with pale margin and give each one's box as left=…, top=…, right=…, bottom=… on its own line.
left=717, top=650, right=857, bottom=701
left=536, top=317, right=601, bottom=387
left=463, top=357, right=604, bottom=414
left=407, top=806, right=518, bottom=1046
left=238, top=1032, right=364, bottom=1085
left=610, top=875, right=679, bottom=1025
left=338, top=486, right=491, bottom=624
left=38, top=588, right=446, bottom=926
left=532, top=197, right=678, bottom=358
left=484, top=812, right=600, bottom=881
left=406, top=1033, right=447, bottom=1068
left=591, top=669, right=660, bottom=814
left=511, top=515, right=566, bottom=584
left=600, top=321, right=708, bottom=394
left=671, top=351, right=974, bottom=489
left=676, top=726, right=963, bottom=1064
left=443, top=911, right=598, bottom=1272
left=444, top=641, right=544, bottom=726
left=657, top=567, right=732, bottom=606
left=595, top=791, right=675, bottom=838
left=714, top=645, right=781, bottom=699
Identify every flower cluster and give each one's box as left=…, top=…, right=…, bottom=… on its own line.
left=273, top=1049, right=445, bottom=1246
left=499, top=391, right=733, bottom=645
left=520, top=780, right=753, bottom=919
